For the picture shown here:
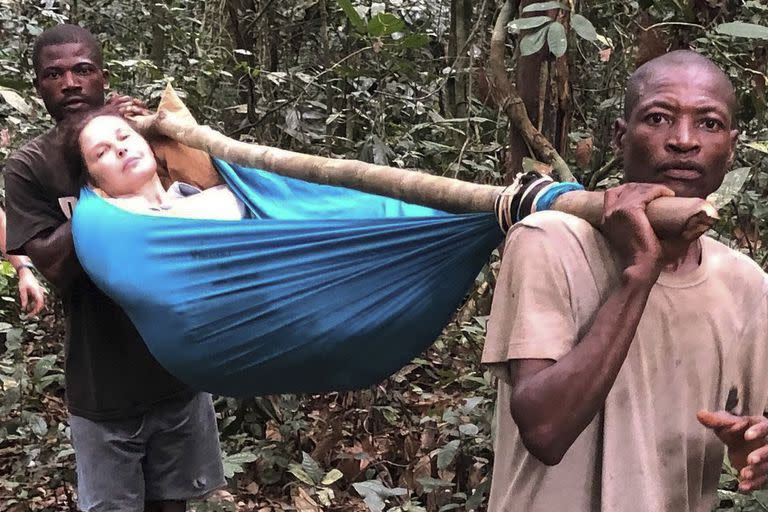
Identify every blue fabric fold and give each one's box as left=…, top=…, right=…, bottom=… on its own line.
left=72, top=159, right=503, bottom=396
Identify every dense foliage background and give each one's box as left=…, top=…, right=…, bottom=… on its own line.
left=2, top=0, right=768, bottom=510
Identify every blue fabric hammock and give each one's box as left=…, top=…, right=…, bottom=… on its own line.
left=71, top=159, right=504, bottom=397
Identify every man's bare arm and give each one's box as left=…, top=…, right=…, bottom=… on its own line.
left=0, top=207, right=34, bottom=272
left=23, top=221, right=82, bottom=289
left=508, top=183, right=675, bottom=466
left=509, top=272, right=656, bottom=465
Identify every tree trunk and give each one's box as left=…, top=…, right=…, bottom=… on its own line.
left=505, top=0, right=571, bottom=183
left=150, top=2, right=168, bottom=68
left=487, top=0, right=574, bottom=182
left=225, top=0, right=258, bottom=124
left=447, top=0, right=472, bottom=118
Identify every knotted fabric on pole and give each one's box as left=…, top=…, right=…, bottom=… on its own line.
left=72, top=159, right=504, bottom=396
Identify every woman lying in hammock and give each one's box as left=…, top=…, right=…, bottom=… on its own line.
left=63, top=105, right=247, bottom=220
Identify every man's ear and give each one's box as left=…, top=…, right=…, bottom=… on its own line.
left=102, top=69, right=110, bottom=90
left=612, top=118, right=627, bottom=155
left=727, top=129, right=739, bottom=168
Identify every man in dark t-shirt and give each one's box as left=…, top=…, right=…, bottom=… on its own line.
left=3, top=24, right=224, bottom=511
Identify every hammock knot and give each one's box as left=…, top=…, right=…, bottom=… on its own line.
left=494, top=171, right=585, bottom=233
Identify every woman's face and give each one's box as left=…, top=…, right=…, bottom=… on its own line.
left=79, top=115, right=158, bottom=197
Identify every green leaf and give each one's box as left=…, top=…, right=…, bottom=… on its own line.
left=33, top=355, right=58, bottom=380
left=745, top=140, right=768, bottom=154
left=436, top=439, right=460, bottom=470
left=715, top=22, right=768, bottom=40
left=338, top=0, right=366, bottom=32
left=458, top=423, right=479, bottom=436
left=547, top=21, right=568, bottom=57
left=301, top=451, right=325, bottom=484
left=0, top=88, right=32, bottom=115
left=707, top=167, right=751, bottom=209
left=507, top=16, right=552, bottom=32
left=222, top=451, right=258, bottom=478
left=416, top=477, right=454, bottom=492
left=321, top=468, right=344, bottom=485
left=520, top=25, right=549, bottom=56
left=288, top=462, right=317, bottom=486
left=352, top=480, right=408, bottom=512
left=224, top=452, right=259, bottom=465
left=368, top=12, right=405, bottom=37
left=28, top=413, right=47, bottom=437
left=522, top=1, right=569, bottom=13
left=398, top=33, right=431, bottom=48
left=571, top=14, right=598, bottom=41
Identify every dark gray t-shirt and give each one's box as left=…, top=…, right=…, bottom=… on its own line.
left=3, top=126, right=192, bottom=420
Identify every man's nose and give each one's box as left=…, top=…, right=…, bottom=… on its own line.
left=117, top=148, right=126, bottom=158
left=665, top=120, right=700, bottom=154
left=61, top=71, right=81, bottom=91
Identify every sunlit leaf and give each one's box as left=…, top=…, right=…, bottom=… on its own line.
left=0, top=88, right=32, bottom=115
left=321, top=468, right=344, bottom=485
left=707, top=167, right=751, bottom=209
left=715, top=22, right=768, bottom=39
left=337, top=0, right=366, bottom=31
left=745, top=140, right=768, bottom=154
left=288, top=463, right=317, bottom=486
left=353, top=480, right=408, bottom=512
left=368, top=12, right=405, bottom=37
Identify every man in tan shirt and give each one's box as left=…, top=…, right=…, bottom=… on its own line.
left=482, top=50, right=768, bottom=511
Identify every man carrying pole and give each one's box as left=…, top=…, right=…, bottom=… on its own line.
left=482, top=50, right=768, bottom=511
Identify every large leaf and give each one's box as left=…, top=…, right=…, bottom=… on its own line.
left=352, top=480, right=408, bottom=512
left=745, top=141, right=768, bottom=154
left=0, top=88, right=32, bottom=115
left=368, top=12, right=405, bottom=37
left=436, top=439, right=460, bottom=470
left=520, top=25, right=549, bottom=56
left=707, top=166, right=751, bottom=210
left=321, top=468, right=344, bottom=486
left=571, top=14, right=598, bottom=41
left=222, top=451, right=258, bottom=478
left=522, top=1, right=569, bottom=13
left=337, top=0, right=366, bottom=32
left=715, top=22, right=768, bottom=40
left=398, top=33, right=431, bottom=48
left=288, top=452, right=325, bottom=485
left=547, top=21, right=568, bottom=57
left=507, top=16, right=552, bottom=32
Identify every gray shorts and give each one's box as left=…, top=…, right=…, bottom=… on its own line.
left=70, top=392, right=226, bottom=512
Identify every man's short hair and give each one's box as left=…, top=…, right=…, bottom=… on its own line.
left=32, top=24, right=103, bottom=74
left=623, top=50, right=736, bottom=121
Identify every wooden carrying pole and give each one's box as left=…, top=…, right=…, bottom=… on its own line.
left=133, top=113, right=718, bottom=241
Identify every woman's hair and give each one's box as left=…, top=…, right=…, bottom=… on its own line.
left=59, top=103, right=127, bottom=184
